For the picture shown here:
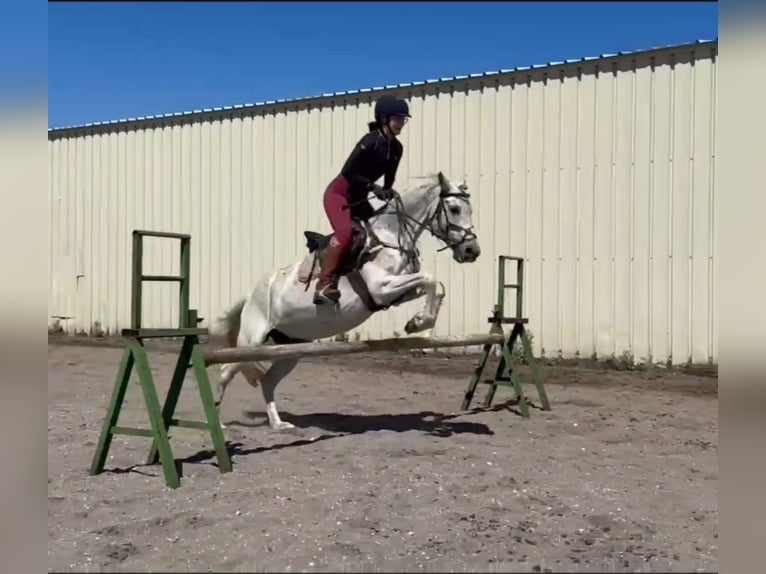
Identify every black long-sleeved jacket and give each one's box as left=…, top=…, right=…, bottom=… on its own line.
left=340, top=127, right=403, bottom=203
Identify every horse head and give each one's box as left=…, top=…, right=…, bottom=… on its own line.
left=429, top=172, right=481, bottom=263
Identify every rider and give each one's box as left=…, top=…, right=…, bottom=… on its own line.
left=313, top=95, right=411, bottom=305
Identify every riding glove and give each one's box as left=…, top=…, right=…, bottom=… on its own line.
left=371, top=184, right=396, bottom=201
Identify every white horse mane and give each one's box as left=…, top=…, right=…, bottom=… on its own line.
left=402, top=172, right=457, bottom=190
left=379, top=172, right=461, bottom=215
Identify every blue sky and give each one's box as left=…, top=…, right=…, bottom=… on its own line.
left=48, top=1, right=718, bottom=129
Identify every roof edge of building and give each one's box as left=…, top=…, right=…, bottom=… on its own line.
left=48, top=38, right=717, bottom=140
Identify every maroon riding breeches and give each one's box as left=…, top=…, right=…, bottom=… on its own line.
left=323, top=175, right=354, bottom=249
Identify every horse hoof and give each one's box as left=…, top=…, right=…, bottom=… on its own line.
left=406, top=316, right=432, bottom=334
left=271, top=421, right=295, bottom=431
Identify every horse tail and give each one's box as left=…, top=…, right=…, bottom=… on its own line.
left=216, top=297, right=247, bottom=347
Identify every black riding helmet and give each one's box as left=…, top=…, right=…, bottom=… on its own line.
left=374, top=96, right=411, bottom=124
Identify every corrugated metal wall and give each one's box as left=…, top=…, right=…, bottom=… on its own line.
left=48, top=41, right=717, bottom=365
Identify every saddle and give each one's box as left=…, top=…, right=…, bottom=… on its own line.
left=303, top=219, right=369, bottom=277
left=299, top=219, right=386, bottom=312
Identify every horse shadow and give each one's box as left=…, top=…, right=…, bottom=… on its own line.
left=242, top=408, right=496, bottom=436
left=100, top=400, right=542, bottom=475
left=181, top=406, right=507, bottom=467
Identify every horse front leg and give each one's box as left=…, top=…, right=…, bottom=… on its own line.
left=367, top=271, right=445, bottom=335
left=404, top=277, right=445, bottom=334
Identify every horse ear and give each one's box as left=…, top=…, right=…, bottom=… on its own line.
left=438, top=171, right=449, bottom=192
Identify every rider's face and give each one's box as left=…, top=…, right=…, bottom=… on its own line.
left=387, top=114, right=408, bottom=136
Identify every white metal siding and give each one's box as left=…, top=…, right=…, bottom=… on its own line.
left=48, top=43, right=717, bottom=365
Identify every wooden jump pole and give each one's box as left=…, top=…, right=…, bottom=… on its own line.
left=202, top=333, right=506, bottom=365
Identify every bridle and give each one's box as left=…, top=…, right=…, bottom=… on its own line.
left=367, top=182, right=477, bottom=270
left=423, top=183, right=477, bottom=252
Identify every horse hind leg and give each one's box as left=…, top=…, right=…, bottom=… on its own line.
left=216, top=361, right=267, bottom=406
left=214, top=322, right=299, bottom=432
left=214, top=300, right=271, bottom=411
left=215, top=363, right=242, bottom=407
left=216, top=364, right=270, bottom=433
left=260, top=358, right=300, bottom=431
left=215, top=361, right=269, bottom=431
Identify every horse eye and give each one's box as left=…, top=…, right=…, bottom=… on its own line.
left=449, top=206, right=461, bottom=215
